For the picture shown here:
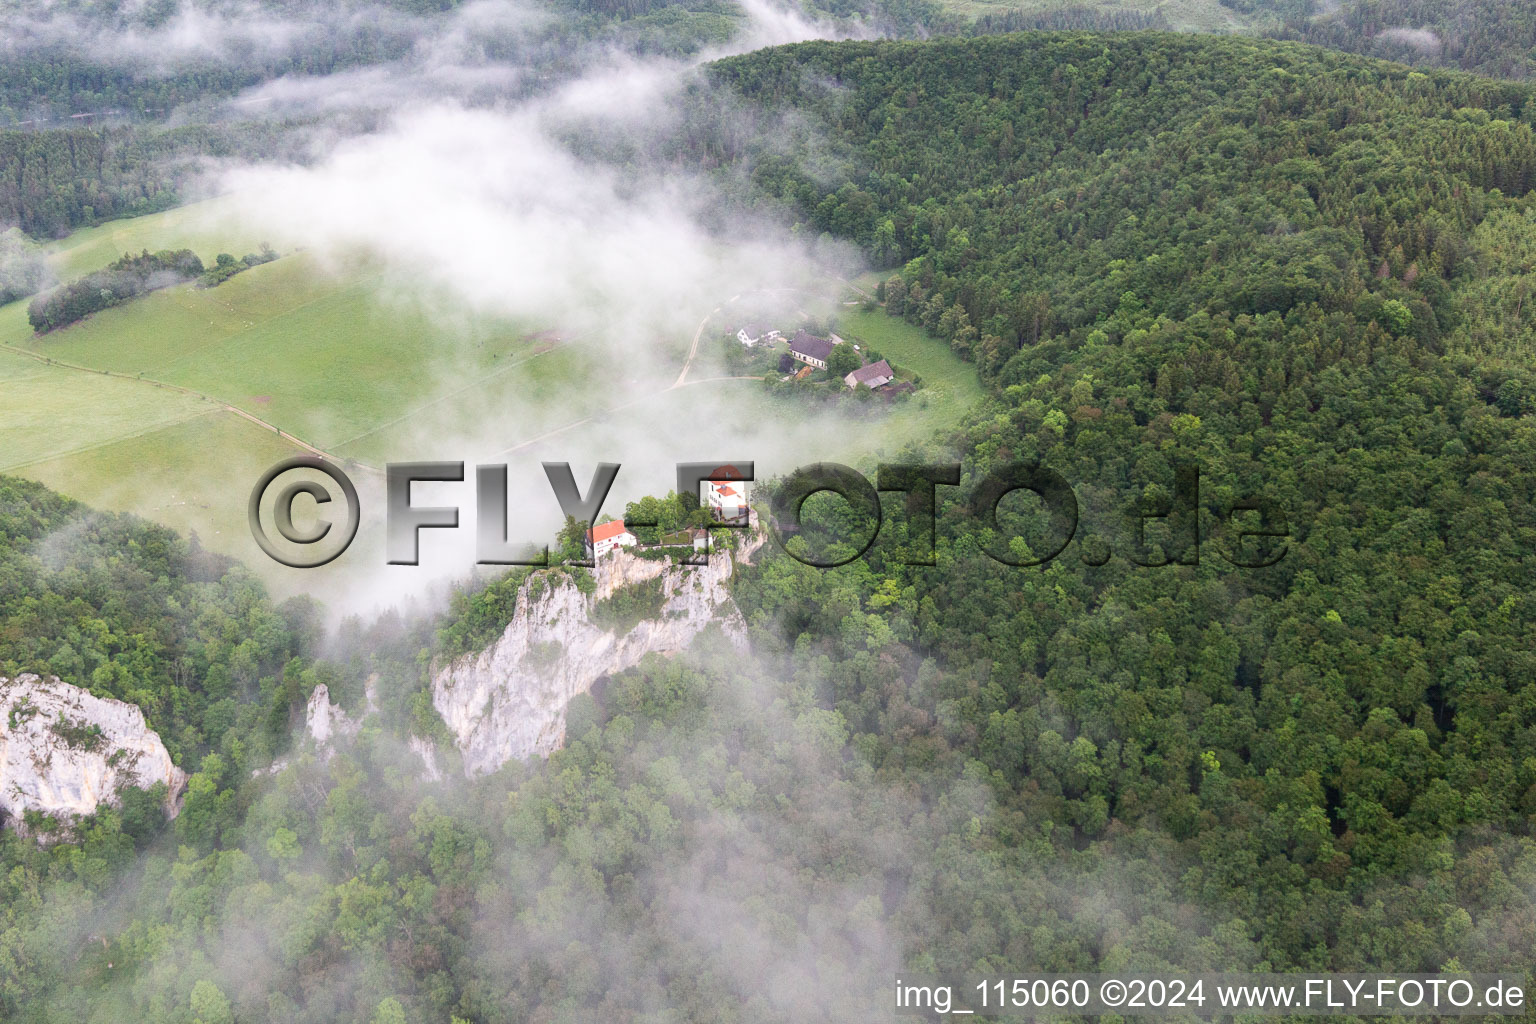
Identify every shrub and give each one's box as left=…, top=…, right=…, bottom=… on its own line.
left=28, top=248, right=205, bottom=332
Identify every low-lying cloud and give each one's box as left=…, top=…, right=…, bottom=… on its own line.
left=1377, top=26, right=1441, bottom=55
left=212, top=0, right=864, bottom=341
left=171, top=0, right=889, bottom=618
left=0, top=0, right=422, bottom=75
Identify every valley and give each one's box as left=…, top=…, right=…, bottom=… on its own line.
left=0, top=198, right=985, bottom=597
left=0, top=4, right=1534, bottom=1021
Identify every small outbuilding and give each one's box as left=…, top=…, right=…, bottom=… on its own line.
left=844, top=359, right=895, bottom=390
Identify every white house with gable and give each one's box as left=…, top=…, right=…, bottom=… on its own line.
left=706, top=481, right=749, bottom=524
left=736, top=323, right=780, bottom=347
left=587, top=519, right=638, bottom=559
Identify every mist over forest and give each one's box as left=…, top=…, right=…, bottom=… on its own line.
left=0, top=0, right=1533, bottom=1022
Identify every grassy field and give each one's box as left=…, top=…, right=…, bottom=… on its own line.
left=0, top=205, right=989, bottom=601
left=44, top=195, right=287, bottom=280
left=2, top=251, right=576, bottom=459
left=835, top=305, right=986, bottom=412
left=0, top=316, right=220, bottom=472
left=0, top=201, right=592, bottom=587
left=20, top=410, right=300, bottom=561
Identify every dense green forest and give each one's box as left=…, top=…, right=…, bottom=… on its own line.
left=704, top=33, right=1536, bottom=381
left=17, top=0, right=1536, bottom=246
left=0, top=39, right=416, bottom=128
left=968, top=6, right=1167, bottom=34
left=0, top=475, right=315, bottom=827
left=1270, top=0, right=1536, bottom=80
left=0, top=121, right=306, bottom=237
left=2, top=26, right=1535, bottom=1024
left=699, top=27, right=1536, bottom=970
left=11, top=0, right=1536, bottom=244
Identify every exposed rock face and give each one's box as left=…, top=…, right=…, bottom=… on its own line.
left=306, top=683, right=445, bottom=782
left=410, top=736, right=444, bottom=782
left=0, top=674, right=186, bottom=834
left=432, top=537, right=758, bottom=776
left=252, top=682, right=360, bottom=778
left=306, top=683, right=358, bottom=749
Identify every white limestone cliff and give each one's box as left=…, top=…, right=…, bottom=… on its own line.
left=256, top=676, right=437, bottom=781
left=0, top=674, right=186, bottom=835
left=252, top=682, right=358, bottom=777
left=410, top=736, right=444, bottom=782
left=306, top=683, right=358, bottom=749
left=432, top=535, right=759, bottom=776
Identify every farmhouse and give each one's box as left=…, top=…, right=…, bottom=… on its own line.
left=735, top=323, right=780, bottom=347
left=844, top=359, right=895, bottom=390
left=789, top=330, right=835, bottom=369
left=587, top=519, right=638, bottom=559
left=706, top=481, right=749, bottom=524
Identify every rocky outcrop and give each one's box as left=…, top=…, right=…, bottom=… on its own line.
left=0, top=674, right=186, bottom=835
left=410, top=736, right=444, bottom=782
left=306, top=683, right=358, bottom=749
left=251, top=683, right=358, bottom=778
left=432, top=536, right=759, bottom=776
left=256, top=676, right=437, bottom=781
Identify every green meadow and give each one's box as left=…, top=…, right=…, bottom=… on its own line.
left=0, top=204, right=986, bottom=589
left=44, top=195, right=284, bottom=280
left=836, top=306, right=985, bottom=409
left=19, top=410, right=300, bottom=562
left=0, top=203, right=587, bottom=576
left=2, top=251, right=580, bottom=459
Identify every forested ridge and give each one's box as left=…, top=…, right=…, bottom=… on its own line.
left=0, top=122, right=301, bottom=237
left=0, top=475, right=316, bottom=830
left=1269, top=0, right=1536, bottom=81
left=0, top=0, right=933, bottom=240
left=0, top=29, right=1533, bottom=1024
left=13, top=0, right=1536, bottom=243
left=702, top=27, right=1536, bottom=975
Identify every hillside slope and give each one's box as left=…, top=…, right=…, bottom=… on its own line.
left=708, top=33, right=1535, bottom=364
left=0, top=31, right=1531, bottom=1023
left=702, top=32, right=1536, bottom=971
left=1271, top=0, right=1536, bottom=81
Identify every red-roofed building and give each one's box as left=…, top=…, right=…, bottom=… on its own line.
left=706, top=481, right=749, bottom=524
left=587, top=519, right=638, bottom=559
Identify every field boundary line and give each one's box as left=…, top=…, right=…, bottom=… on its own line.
left=0, top=406, right=220, bottom=473
left=0, top=341, right=373, bottom=473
